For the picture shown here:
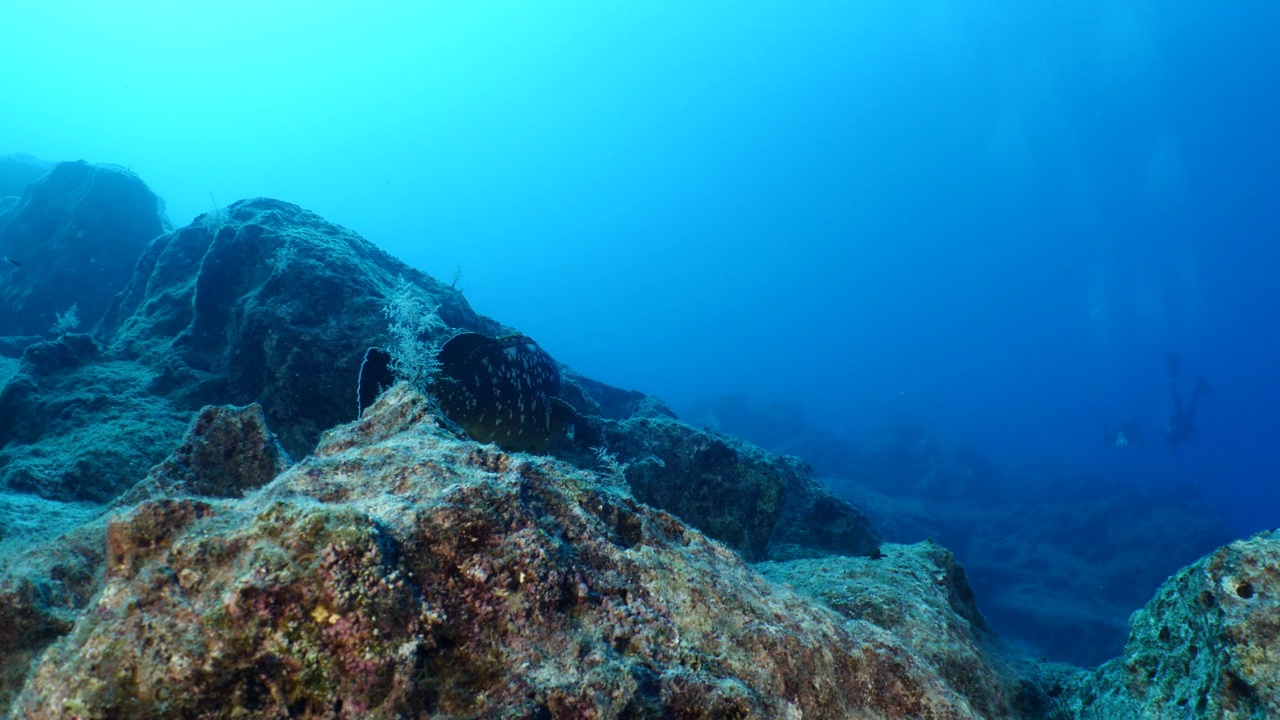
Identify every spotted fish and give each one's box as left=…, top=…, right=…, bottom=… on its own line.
left=435, top=332, right=576, bottom=453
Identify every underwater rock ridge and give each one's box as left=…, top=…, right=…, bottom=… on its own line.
left=16, top=385, right=1271, bottom=718
left=9, top=384, right=1047, bottom=719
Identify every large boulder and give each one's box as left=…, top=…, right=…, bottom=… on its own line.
left=0, top=195, right=495, bottom=502
left=4, top=193, right=880, bottom=563
left=98, top=197, right=503, bottom=459
left=0, top=188, right=889, bottom=715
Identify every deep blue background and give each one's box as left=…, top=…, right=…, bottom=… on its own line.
left=3, top=2, right=1276, bottom=533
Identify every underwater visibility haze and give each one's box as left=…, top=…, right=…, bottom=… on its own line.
left=2, top=0, right=1279, bottom=692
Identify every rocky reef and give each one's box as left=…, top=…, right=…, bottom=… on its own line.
left=8, top=384, right=1055, bottom=718
left=0, top=159, right=1275, bottom=718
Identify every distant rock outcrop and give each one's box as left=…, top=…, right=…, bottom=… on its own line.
left=0, top=160, right=169, bottom=338
left=827, top=420, right=1235, bottom=666
left=698, top=398, right=1237, bottom=665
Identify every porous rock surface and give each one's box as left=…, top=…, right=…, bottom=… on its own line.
left=1071, top=529, right=1280, bottom=719
left=11, top=384, right=1027, bottom=719
left=114, top=403, right=291, bottom=504
left=0, top=507, right=105, bottom=713
left=0, top=184, right=882, bottom=709
left=759, top=544, right=1077, bottom=719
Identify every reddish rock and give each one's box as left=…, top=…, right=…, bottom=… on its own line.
left=11, top=385, right=1020, bottom=718
left=115, top=403, right=291, bottom=504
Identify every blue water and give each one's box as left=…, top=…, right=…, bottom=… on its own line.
left=3, top=2, right=1276, bottom=535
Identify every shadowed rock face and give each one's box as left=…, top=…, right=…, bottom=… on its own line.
left=0, top=333, right=192, bottom=502
left=561, top=414, right=881, bottom=562
left=0, top=161, right=168, bottom=338
left=9, top=385, right=1044, bottom=719
left=0, top=196, right=500, bottom=499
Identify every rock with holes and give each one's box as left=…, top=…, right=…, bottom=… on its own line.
left=1071, top=529, right=1280, bottom=719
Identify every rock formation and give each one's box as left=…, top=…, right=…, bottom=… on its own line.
left=9, top=385, right=1062, bottom=718
left=0, top=160, right=1273, bottom=718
